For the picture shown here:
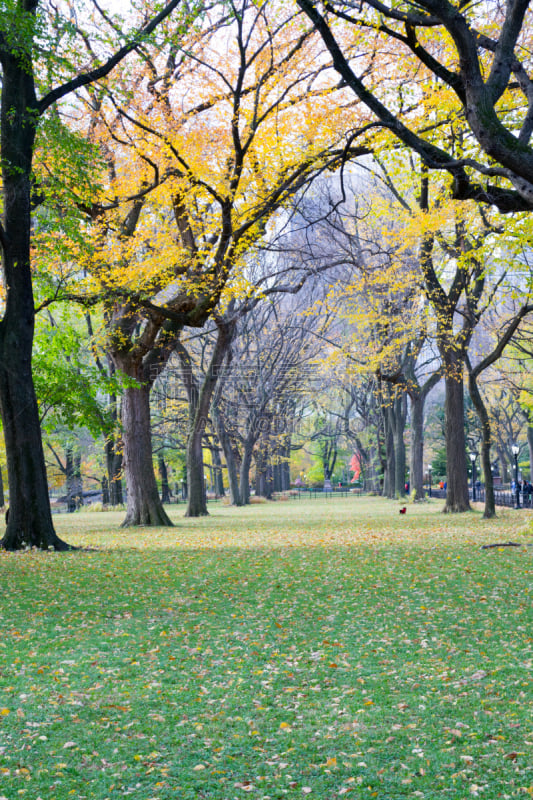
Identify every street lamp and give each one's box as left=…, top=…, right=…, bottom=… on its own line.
left=512, top=444, right=520, bottom=508
left=428, top=464, right=432, bottom=497
left=469, top=453, right=477, bottom=501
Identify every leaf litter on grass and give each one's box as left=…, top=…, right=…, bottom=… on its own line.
left=0, top=497, right=531, bottom=799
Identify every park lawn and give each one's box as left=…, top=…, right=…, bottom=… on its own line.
left=0, top=497, right=531, bottom=800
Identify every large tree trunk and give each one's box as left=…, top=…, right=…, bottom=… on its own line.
left=0, top=51, right=68, bottom=551
left=468, top=368, right=495, bottom=518
left=0, top=360, right=66, bottom=550
left=443, top=358, right=470, bottom=512
left=102, top=475, right=110, bottom=505
left=186, top=423, right=208, bottom=516
left=273, top=461, right=282, bottom=493
left=121, top=382, right=173, bottom=526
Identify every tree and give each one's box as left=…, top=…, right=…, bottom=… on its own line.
left=72, top=0, right=369, bottom=525
left=297, top=0, right=533, bottom=511
left=297, top=0, right=533, bottom=213
left=0, top=0, right=184, bottom=550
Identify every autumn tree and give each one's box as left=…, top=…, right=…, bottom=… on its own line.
left=297, top=0, right=533, bottom=213
left=297, top=0, right=533, bottom=510
left=0, top=0, right=184, bottom=550
left=70, top=0, right=369, bottom=525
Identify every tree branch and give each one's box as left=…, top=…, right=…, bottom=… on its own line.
left=38, top=0, right=184, bottom=115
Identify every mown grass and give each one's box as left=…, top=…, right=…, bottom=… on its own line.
left=0, top=497, right=532, bottom=799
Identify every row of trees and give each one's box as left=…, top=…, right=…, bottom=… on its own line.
left=2, top=0, right=533, bottom=548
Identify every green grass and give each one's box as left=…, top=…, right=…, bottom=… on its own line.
left=0, top=497, right=532, bottom=799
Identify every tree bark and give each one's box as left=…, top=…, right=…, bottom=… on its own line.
left=213, top=406, right=242, bottom=505
left=240, top=438, right=254, bottom=504
left=121, top=382, right=173, bottom=526
left=159, top=454, right=171, bottom=503
left=0, top=45, right=69, bottom=551
left=392, top=395, right=407, bottom=498
left=66, top=446, right=77, bottom=512
left=0, top=0, right=184, bottom=549
left=182, top=320, right=235, bottom=517
left=105, top=434, right=123, bottom=506
left=468, top=367, right=496, bottom=518
left=442, top=356, right=470, bottom=512
left=281, top=447, right=291, bottom=490
left=211, top=445, right=225, bottom=497
left=410, top=393, right=425, bottom=501
left=186, top=421, right=208, bottom=516
left=382, top=403, right=396, bottom=498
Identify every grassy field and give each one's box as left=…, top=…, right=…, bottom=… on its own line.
left=0, top=496, right=531, bottom=799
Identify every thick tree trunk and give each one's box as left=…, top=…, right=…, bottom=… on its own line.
left=273, top=461, right=282, bottom=493
left=443, top=361, right=470, bottom=512
left=0, top=51, right=69, bottom=551
left=121, top=383, right=173, bottom=526
left=0, top=467, right=5, bottom=509
left=468, top=369, right=495, bottom=518
left=102, top=475, right=110, bottom=505
left=186, top=424, right=207, bottom=516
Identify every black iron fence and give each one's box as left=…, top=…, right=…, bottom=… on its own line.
left=429, top=487, right=532, bottom=508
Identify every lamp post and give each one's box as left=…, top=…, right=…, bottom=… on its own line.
left=512, top=444, right=520, bottom=508
left=469, top=453, right=477, bottom=501
left=428, top=465, right=432, bottom=497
